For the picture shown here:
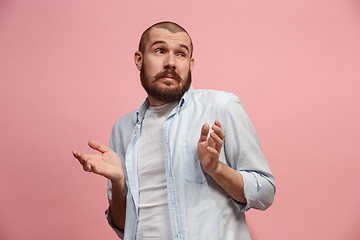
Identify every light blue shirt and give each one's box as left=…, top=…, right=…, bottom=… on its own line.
left=106, top=86, right=276, bottom=240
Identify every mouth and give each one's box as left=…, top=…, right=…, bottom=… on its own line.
left=162, top=74, right=177, bottom=81
left=158, top=76, right=179, bottom=86
left=155, top=70, right=182, bottom=83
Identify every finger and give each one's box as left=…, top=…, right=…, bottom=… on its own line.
left=83, top=162, right=92, bottom=172
left=210, top=132, right=223, bottom=152
left=88, top=140, right=109, bottom=153
left=81, top=155, right=93, bottom=172
left=198, top=123, right=210, bottom=143
left=207, top=132, right=216, bottom=148
left=72, top=150, right=85, bottom=164
left=207, top=146, right=219, bottom=157
left=73, top=151, right=93, bottom=172
left=212, top=124, right=225, bottom=140
left=214, top=120, right=222, bottom=128
left=72, top=150, right=78, bottom=158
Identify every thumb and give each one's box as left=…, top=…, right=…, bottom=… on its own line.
left=88, top=140, right=109, bottom=153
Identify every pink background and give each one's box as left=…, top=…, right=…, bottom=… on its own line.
left=1, top=0, right=359, bottom=239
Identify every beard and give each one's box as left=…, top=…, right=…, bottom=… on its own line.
left=140, top=64, right=192, bottom=104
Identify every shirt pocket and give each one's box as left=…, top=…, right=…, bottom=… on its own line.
left=182, top=144, right=207, bottom=184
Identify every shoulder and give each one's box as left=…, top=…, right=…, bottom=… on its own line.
left=192, top=89, right=244, bottom=109
left=111, top=110, right=137, bottom=140
left=112, top=110, right=137, bottom=131
left=109, top=110, right=138, bottom=153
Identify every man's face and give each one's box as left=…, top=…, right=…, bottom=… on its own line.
left=135, top=28, right=194, bottom=106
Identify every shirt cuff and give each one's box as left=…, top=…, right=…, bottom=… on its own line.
left=105, top=207, right=124, bottom=239
left=226, top=171, right=256, bottom=212
left=232, top=170, right=262, bottom=211
left=240, top=170, right=275, bottom=211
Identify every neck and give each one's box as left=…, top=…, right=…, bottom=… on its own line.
left=148, top=96, right=167, bottom=107
left=148, top=96, right=180, bottom=107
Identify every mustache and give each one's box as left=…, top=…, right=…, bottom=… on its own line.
left=154, top=69, right=182, bottom=82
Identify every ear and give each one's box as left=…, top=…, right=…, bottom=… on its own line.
left=134, top=51, right=143, bottom=71
left=189, top=57, right=195, bottom=72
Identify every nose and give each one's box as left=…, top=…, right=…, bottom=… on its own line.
left=164, top=52, right=176, bottom=70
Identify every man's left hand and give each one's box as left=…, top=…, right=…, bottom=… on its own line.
left=197, top=120, right=225, bottom=175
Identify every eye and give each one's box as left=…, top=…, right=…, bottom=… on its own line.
left=177, top=52, right=186, bottom=57
left=155, top=48, right=165, bottom=54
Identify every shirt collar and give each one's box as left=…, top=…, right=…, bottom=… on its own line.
left=136, top=85, right=194, bottom=122
left=178, top=85, right=194, bottom=110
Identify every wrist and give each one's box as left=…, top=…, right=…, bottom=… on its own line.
left=206, top=161, right=224, bottom=179
left=111, top=174, right=126, bottom=188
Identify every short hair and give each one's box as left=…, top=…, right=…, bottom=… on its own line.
left=138, top=21, right=193, bottom=57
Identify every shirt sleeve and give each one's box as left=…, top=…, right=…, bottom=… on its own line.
left=104, top=125, right=125, bottom=239
left=105, top=205, right=125, bottom=239
left=223, top=94, right=276, bottom=211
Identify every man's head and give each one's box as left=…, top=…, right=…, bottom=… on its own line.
left=138, top=22, right=194, bottom=57
left=134, top=21, right=194, bottom=106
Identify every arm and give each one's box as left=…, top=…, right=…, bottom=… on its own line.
left=198, top=95, right=276, bottom=211
left=197, top=121, right=246, bottom=204
left=72, top=140, right=127, bottom=230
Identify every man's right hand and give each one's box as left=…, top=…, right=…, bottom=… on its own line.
left=72, top=140, right=124, bottom=182
left=73, top=141, right=128, bottom=230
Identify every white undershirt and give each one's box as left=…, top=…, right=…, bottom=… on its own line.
left=136, top=102, right=178, bottom=240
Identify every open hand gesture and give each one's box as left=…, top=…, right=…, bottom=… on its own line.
left=72, top=141, right=124, bottom=182
left=197, top=120, right=225, bottom=175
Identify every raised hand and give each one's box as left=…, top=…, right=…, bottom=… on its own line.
left=197, top=120, right=225, bottom=175
left=72, top=140, right=124, bottom=182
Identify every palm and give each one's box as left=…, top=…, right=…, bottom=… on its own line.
left=198, top=137, right=218, bottom=172
left=197, top=121, right=225, bottom=174
left=73, top=141, right=124, bottom=181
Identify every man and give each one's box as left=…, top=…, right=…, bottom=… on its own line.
left=73, top=21, right=275, bottom=240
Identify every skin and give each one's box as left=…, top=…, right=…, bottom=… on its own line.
left=134, top=28, right=194, bottom=107
left=197, top=120, right=247, bottom=204
left=72, top=27, right=246, bottom=231
left=72, top=141, right=127, bottom=230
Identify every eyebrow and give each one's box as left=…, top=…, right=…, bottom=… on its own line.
left=151, top=40, right=190, bottom=53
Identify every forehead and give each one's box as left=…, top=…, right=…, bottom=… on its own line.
left=146, top=28, right=192, bottom=50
